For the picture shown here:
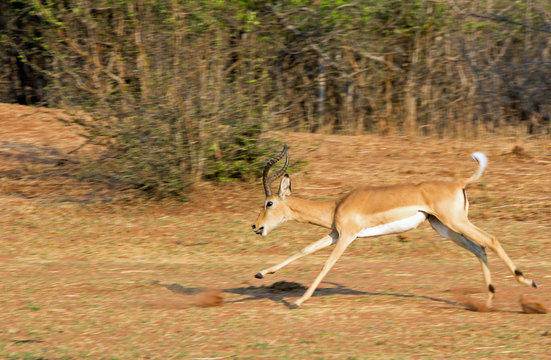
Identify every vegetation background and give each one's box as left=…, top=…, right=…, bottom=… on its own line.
left=1, top=2, right=550, bottom=359
left=1, top=0, right=550, bottom=196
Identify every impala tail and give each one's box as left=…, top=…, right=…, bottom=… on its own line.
left=464, top=152, right=488, bottom=186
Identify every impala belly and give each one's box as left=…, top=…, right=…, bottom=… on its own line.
left=356, top=211, right=427, bottom=238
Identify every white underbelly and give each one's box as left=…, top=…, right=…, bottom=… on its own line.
left=356, top=212, right=426, bottom=238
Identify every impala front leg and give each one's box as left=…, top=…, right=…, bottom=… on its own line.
left=293, top=233, right=356, bottom=308
left=255, top=232, right=338, bottom=279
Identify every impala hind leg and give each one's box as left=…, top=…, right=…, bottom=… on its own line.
left=255, top=232, right=338, bottom=279
left=293, top=233, right=356, bottom=308
left=428, top=215, right=495, bottom=308
left=445, top=217, right=537, bottom=290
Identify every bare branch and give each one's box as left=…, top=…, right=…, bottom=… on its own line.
left=468, top=12, right=551, bottom=34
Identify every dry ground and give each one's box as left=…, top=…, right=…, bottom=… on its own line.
left=0, top=103, right=550, bottom=359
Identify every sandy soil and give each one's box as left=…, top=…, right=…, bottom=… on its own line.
left=0, top=103, right=550, bottom=359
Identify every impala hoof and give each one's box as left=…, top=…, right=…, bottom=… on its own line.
left=254, top=272, right=264, bottom=279
left=532, top=280, right=537, bottom=289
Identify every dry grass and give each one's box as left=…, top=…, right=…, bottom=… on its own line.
left=1, top=103, right=550, bottom=359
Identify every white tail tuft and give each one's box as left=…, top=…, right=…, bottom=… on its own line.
left=466, top=152, right=488, bottom=185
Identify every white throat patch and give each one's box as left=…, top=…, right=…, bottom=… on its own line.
left=356, top=212, right=427, bottom=238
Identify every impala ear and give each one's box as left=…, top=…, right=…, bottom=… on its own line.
left=278, top=174, right=292, bottom=198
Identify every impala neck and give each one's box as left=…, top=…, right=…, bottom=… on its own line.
left=286, top=196, right=336, bottom=229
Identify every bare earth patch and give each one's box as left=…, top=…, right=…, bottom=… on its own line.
left=0, top=103, right=550, bottom=359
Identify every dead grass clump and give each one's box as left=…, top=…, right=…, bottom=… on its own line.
left=504, top=145, right=531, bottom=158
left=519, top=294, right=548, bottom=314
left=397, top=234, right=409, bottom=243
left=147, top=286, right=223, bottom=309
left=193, top=289, right=224, bottom=308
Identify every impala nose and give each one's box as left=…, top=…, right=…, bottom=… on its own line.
left=251, top=224, right=264, bottom=234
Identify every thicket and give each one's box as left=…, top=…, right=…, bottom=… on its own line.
left=1, top=0, right=550, bottom=197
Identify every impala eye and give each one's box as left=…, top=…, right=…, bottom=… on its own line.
left=266, top=201, right=273, bottom=208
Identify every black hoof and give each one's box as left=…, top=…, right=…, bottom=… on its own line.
left=532, top=280, right=537, bottom=289
left=281, top=299, right=300, bottom=309
left=288, top=303, right=299, bottom=309
left=254, top=272, right=264, bottom=279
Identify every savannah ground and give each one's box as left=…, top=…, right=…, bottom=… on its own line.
left=0, top=103, right=550, bottom=359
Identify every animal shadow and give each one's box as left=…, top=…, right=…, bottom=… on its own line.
left=152, top=280, right=529, bottom=312
left=223, top=281, right=464, bottom=310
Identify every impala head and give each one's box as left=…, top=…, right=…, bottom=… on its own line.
left=252, top=145, right=291, bottom=236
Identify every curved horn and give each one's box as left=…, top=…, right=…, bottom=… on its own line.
left=262, top=144, right=289, bottom=197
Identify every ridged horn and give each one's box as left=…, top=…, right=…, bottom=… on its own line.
left=262, top=144, right=289, bottom=197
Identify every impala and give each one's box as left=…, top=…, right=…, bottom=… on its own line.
left=251, top=145, right=537, bottom=308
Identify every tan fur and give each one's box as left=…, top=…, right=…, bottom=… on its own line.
left=254, top=196, right=336, bottom=234
left=252, top=153, right=537, bottom=308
